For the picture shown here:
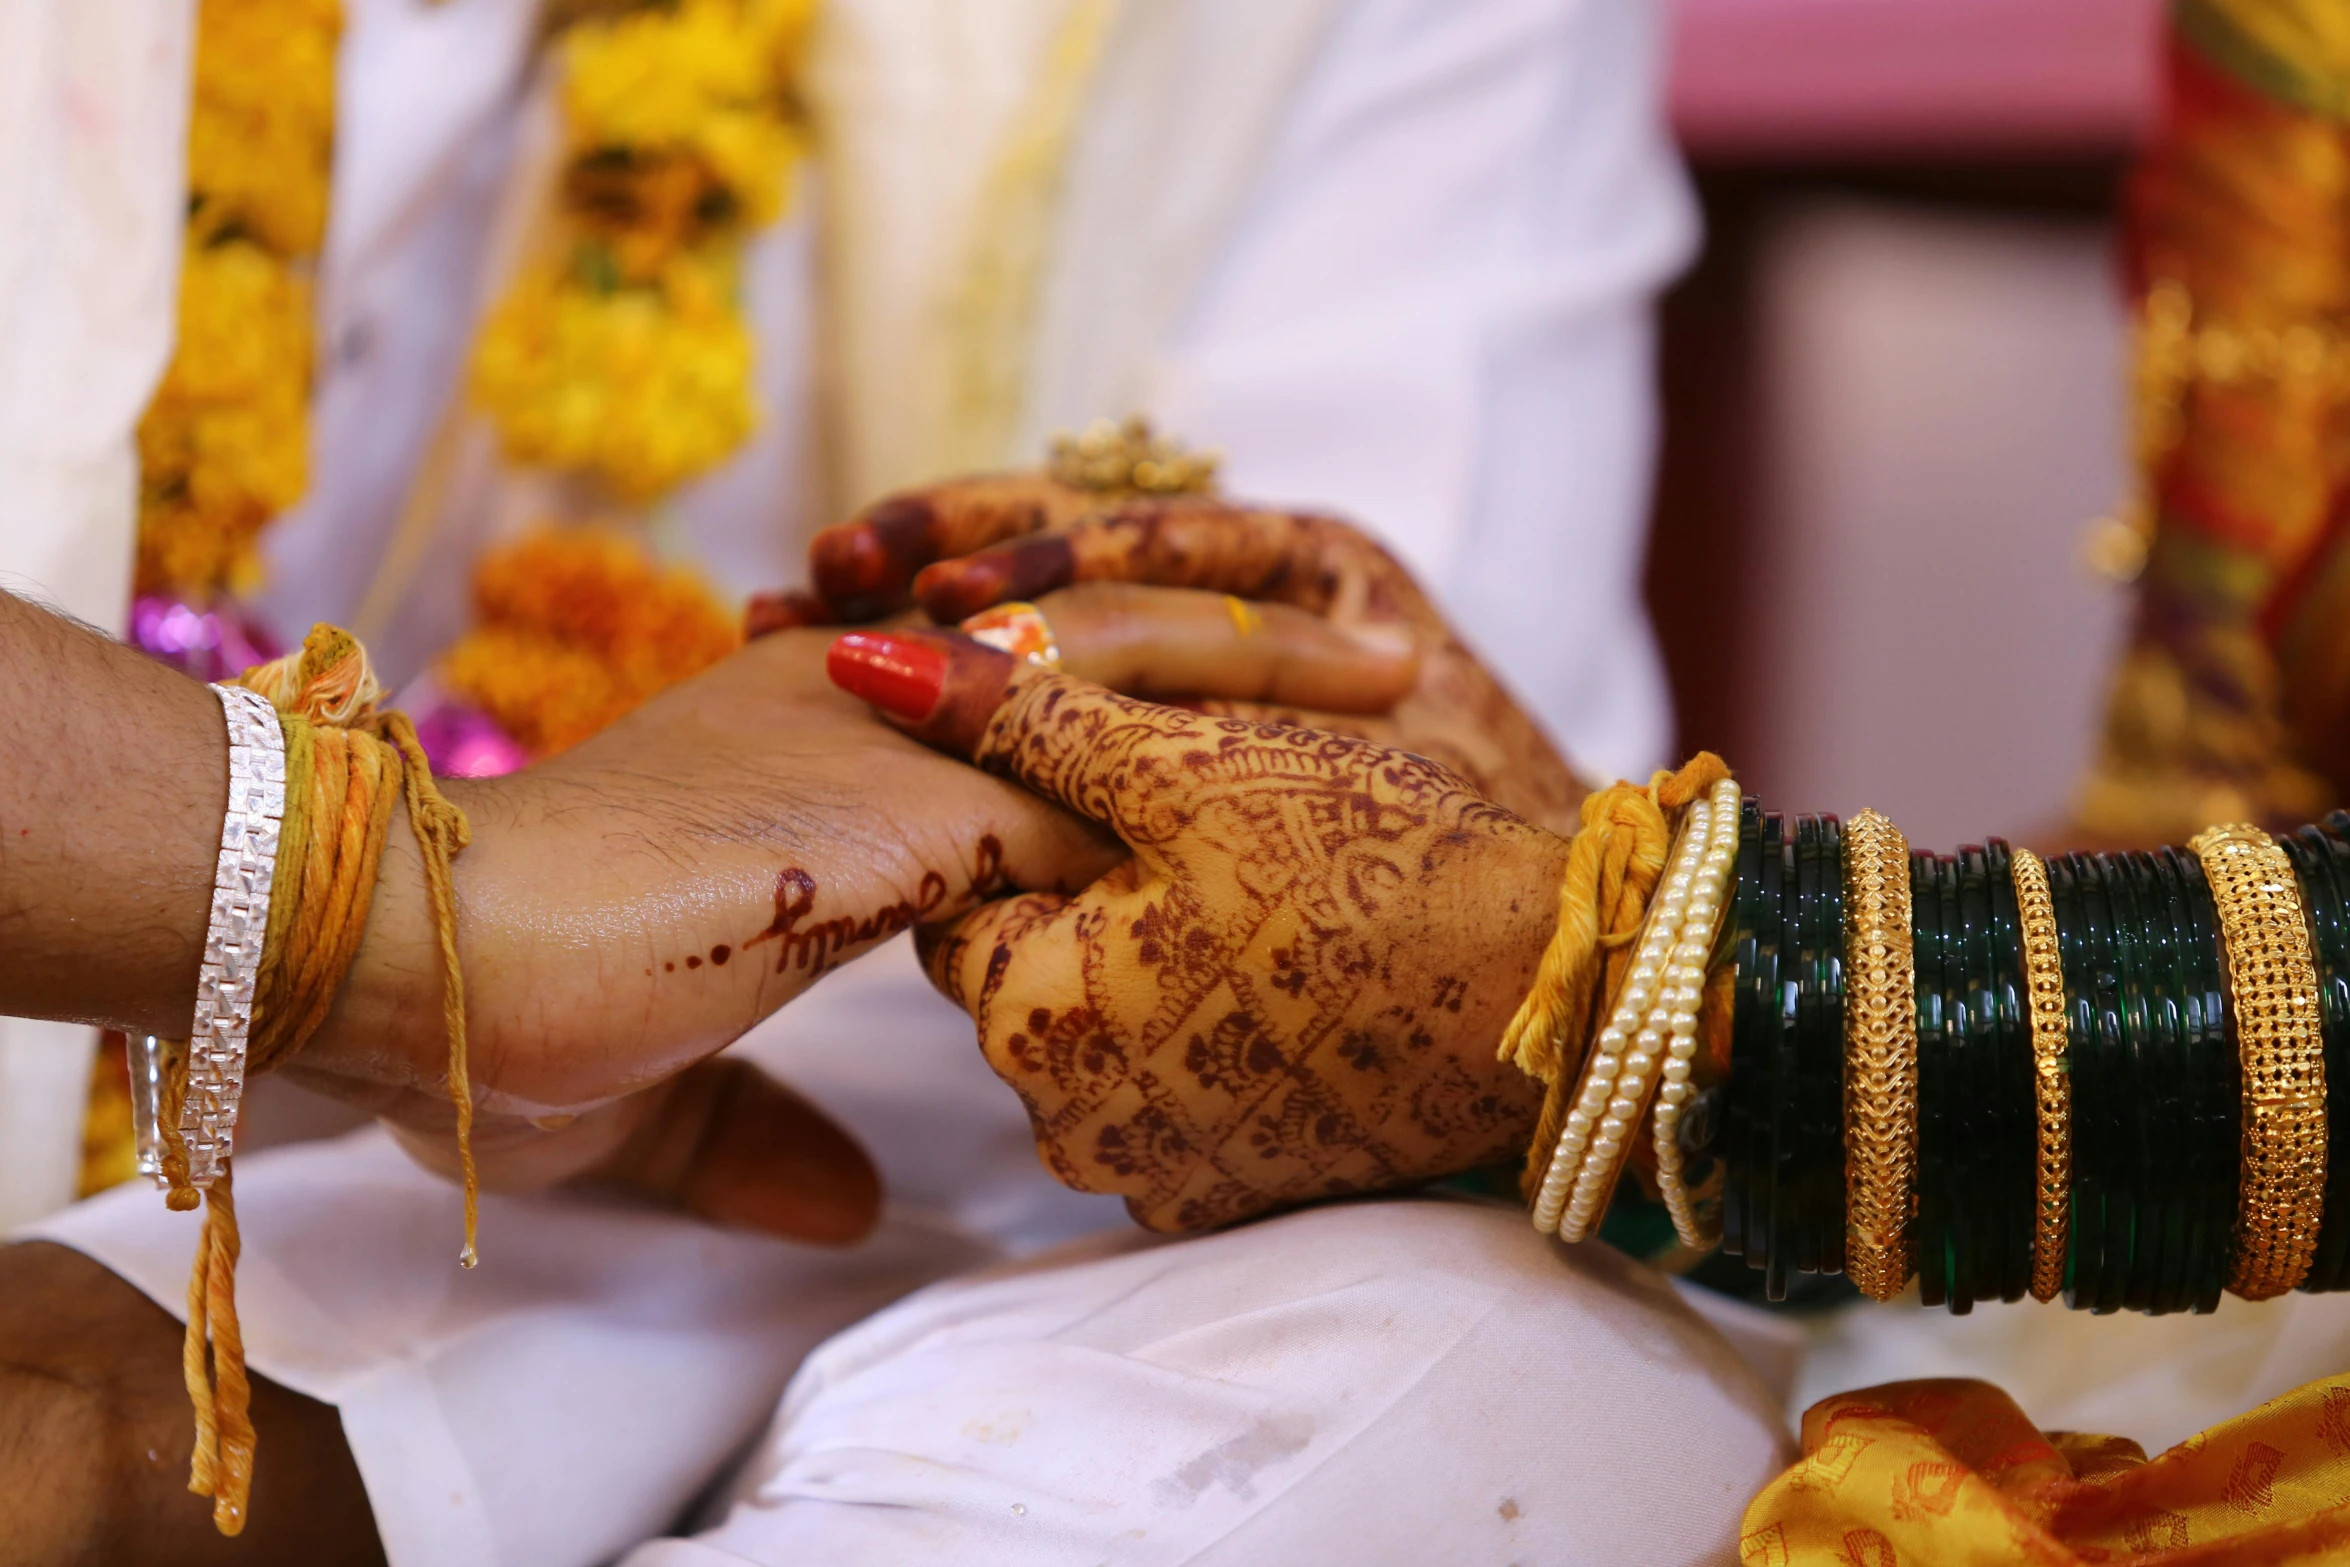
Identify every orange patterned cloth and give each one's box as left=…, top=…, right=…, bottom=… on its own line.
left=1743, top=1376, right=2350, bottom=1565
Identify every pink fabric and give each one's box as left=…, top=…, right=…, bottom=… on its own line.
left=1670, top=0, right=2162, bottom=156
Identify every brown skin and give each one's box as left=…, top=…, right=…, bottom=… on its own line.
left=0, top=593, right=1124, bottom=1212
left=0, top=579, right=1419, bottom=1560
left=887, top=636, right=1568, bottom=1232
left=909, top=501, right=1589, bottom=837
left=0, top=1243, right=385, bottom=1567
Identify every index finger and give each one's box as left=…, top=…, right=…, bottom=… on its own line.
left=825, top=628, right=1243, bottom=850
left=807, top=474, right=1107, bottom=616
left=912, top=502, right=1427, bottom=626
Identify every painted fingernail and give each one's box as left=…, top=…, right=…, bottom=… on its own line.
left=827, top=632, right=948, bottom=720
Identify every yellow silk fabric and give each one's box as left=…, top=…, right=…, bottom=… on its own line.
left=1742, top=1377, right=2350, bottom=1565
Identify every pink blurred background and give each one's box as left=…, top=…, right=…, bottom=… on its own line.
left=1650, top=0, right=2159, bottom=848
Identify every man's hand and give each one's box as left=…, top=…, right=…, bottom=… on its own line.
left=287, top=627, right=1123, bottom=1211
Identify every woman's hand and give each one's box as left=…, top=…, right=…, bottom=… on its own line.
left=828, top=629, right=1565, bottom=1232
left=793, top=475, right=1588, bottom=835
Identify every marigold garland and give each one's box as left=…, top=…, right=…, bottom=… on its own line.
left=439, top=529, right=742, bottom=757
left=135, top=0, right=341, bottom=600
left=469, top=0, right=812, bottom=501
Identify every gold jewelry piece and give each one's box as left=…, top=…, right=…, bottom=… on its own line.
left=1651, top=778, right=1743, bottom=1249
left=961, top=601, right=1063, bottom=667
left=1224, top=594, right=1263, bottom=639
left=1841, top=808, right=1917, bottom=1301
left=2011, top=848, right=2072, bottom=1303
left=2189, top=823, right=2329, bottom=1301
left=1534, top=778, right=1740, bottom=1241
left=1047, top=415, right=1219, bottom=495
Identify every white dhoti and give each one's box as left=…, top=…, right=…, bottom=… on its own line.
left=33, top=941, right=1797, bottom=1566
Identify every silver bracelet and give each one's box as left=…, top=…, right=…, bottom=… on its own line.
left=132, top=683, right=286, bottom=1190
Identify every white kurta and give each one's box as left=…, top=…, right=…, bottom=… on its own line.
left=0, top=0, right=190, bottom=1228
left=20, top=0, right=1764, bottom=1561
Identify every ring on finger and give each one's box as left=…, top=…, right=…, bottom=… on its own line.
left=960, top=601, right=1062, bottom=667
left=1223, top=595, right=1264, bottom=639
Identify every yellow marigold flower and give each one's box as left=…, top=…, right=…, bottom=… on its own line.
left=470, top=251, right=758, bottom=499
left=441, top=626, right=631, bottom=759
left=186, top=0, right=341, bottom=254
left=135, top=239, right=315, bottom=596
left=443, top=528, right=741, bottom=756
left=562, top=0, right=798, bottom=224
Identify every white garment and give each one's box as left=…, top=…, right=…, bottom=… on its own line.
left=0, top=0, right=192, bottom=1227
left=25, top=0, right=1721, bottom=1560
left=243, top=0, right=1691, bottom=778
left=632, top=1198, right=1794, bottom=1567
left=35, top=941, right=1797, bottom=1566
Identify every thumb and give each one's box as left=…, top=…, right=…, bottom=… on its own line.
left=380, top=1058, right=881, bottom=1245
left=590, top=1058, right=882, bottom=1245
left=827, top=629, right=1223, bottom=847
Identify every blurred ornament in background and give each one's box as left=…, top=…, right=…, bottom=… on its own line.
left=1047, top=416, right=1220, bottom=496
left=397, top=675, right=531, bottom=779
left=128, top=595, right=283, bottom=684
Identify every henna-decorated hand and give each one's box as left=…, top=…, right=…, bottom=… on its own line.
left=779, top=472, right=1588, bottom=835
left=295, top=596, right=1418, bottom=1238
left=828, top=629, right=1567, bottom=1232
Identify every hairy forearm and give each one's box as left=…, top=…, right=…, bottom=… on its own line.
left=0, top=591, right=223, bottom=1037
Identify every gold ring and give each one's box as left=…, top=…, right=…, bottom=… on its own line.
left=959, top=601, right=1062, bottom=667
left=1842, top=807, right=1918, bottom=1301
left=2011, top=848, right=2071, bottom=1303
left=2190, top=823, right=2328, bottom=1300
left=1224, top=595, right=1264, bottom=638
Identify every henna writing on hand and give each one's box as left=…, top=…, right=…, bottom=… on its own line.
left=747, top=834, right=1009, bottom=978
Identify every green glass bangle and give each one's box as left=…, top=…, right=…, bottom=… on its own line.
left=2082, top=853, right=2137, bottom=1314
left=2150, top=847, right=2212, bottom=1313
left=2116, top=851, right=2181, bottom=1313
left=1949, top=848, right=1992, bottom=1313
left=1913, top=850, right=1953, bottom=1309
left=1766, top=815, right=1800, bottom=1300
left=1722, top=798, right=1767, bottom=1263
left=2111, top=851, right=2167, bottom=1312
left=1813, top=815, right=1849, bottom=1278
left=2172, top=844, right=2235, bottom=1315
left=1788, top=816, right=1821, bottom=1281
left=2140, top=848, right=2195, bottom=1315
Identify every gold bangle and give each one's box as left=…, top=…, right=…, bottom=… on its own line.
left=1841, top=808, right=1917, bottom=1301
left=2189, top=823, right=2329, bottom=1301
left=2010, top=848, right=2071, bottom=1303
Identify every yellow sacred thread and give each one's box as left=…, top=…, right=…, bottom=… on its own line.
left=1498, top=752, right=1733, bottom=1201
left=161, top=626, right=477, bottom=1537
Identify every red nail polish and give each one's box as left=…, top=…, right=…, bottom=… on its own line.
left=827, top=632, right=948, bottom=720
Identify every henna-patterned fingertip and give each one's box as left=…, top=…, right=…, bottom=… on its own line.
left=744, top=588, right=835, bottom=639
left=914, top=533, right=1076, bottom=622
left=827, top=632, right=948, bottom=720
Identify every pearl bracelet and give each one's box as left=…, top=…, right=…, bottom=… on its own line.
left=1532, top=777, right=1740, bottom=1240
left=1652, top=780, right=1742, bottom=1248
left=132, top=683, right=286, bottom=1190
